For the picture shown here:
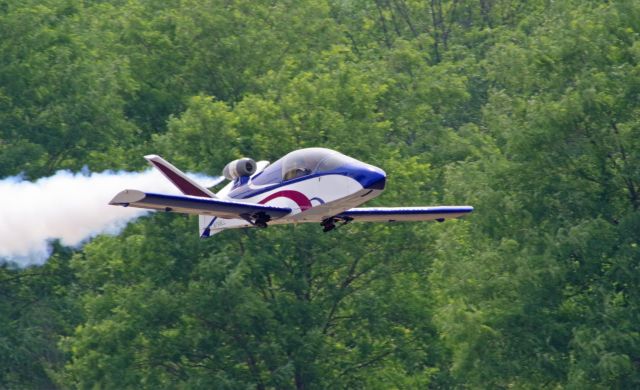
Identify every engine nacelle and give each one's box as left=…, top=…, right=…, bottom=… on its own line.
left=223, top=158, right=257, bottom=180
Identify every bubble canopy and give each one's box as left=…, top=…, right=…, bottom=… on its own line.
left=252, top=148, right=361, bottom=185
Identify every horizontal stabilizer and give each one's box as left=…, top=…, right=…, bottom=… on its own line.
left=336, top=206, right=473, bottom=222
left=110, top=190, right=292, bottom=220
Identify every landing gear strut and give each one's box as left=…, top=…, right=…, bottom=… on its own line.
left=320, top=216, right=353, bottom=233
left=321, top=218, right=336, bottom=232
left=241, top=212, right=271, bottom=228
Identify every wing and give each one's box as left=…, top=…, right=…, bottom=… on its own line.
left=336, top=206, right=473, bottom=222
left=109, top=189, right=291, bottom=220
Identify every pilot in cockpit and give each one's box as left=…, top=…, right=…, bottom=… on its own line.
left=283, top=160, right=312, bottom=180
left=282, top=151, right=316, bottom=181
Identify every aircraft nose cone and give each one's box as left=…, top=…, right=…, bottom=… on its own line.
left=361, top=167, right=386, bottom=190
left=366, top=175, right=386, bottom=190
left=340, top=162, right=387, bottom=190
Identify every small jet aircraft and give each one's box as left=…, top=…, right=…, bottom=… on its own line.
left=109, top=148, right=473, bottom=237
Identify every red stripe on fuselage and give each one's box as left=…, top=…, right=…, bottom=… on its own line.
left=258, top=190, right=312, bottom=210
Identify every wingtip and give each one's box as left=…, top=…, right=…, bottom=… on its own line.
left=109, top=189, right=146, bottom=205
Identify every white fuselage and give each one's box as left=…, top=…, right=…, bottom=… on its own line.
left=207, top=174, right=383, bottom=231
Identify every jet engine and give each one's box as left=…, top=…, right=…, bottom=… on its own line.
left=223, top=158, right=257, bottom=180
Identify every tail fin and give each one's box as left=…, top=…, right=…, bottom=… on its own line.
left=145, top=155, right=217, bottom=198
left=199, top=215, right=249, bottom=238
left=199, top=215, right=219, bottom=237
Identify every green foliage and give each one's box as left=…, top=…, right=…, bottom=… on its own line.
left=0, top=246, right=78, bottom=388
left=0, top=0, right=141, bottom=176
left=1, top=0, right=639, bottom=388
left=60, top=215, right=444, bottom=388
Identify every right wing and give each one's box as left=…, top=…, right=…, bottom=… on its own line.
left=336, top=206, right=473, bottom=222
left=109, top=189, right=291, bottom=220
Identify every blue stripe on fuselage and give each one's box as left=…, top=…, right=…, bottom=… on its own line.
left=228, top=163, right=385, bottom=200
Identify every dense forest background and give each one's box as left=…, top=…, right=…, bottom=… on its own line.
left=1, top=0, right=639, bottom=388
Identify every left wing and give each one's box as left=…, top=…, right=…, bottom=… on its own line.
left=336, top=206, right=473, bottom=222
left=109, top=189, right=291, bottom=220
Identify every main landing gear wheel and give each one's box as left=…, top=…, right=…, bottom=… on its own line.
left=320, top=216, right=354, bottom=233
left=241, top=212, right=271, bottom=228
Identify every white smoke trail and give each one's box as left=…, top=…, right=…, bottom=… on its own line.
left=0, top=169, right=222, bottom=267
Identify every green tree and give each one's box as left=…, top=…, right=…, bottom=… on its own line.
left=0, top=0, right=139, bottom=176
left=428, top=1, right=640, bottom=387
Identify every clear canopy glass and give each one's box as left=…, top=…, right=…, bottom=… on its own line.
left=252, top=148, right=358, bottom=185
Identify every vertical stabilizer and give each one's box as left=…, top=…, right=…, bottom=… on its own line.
left=198, top=215, right=251, bottom=238
left=199, top=215, right=218, bottom=237
left=145, top=155, right=217, bottom=198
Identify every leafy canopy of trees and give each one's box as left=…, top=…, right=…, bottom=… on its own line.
left=1, top=0, right=639, bottom=388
